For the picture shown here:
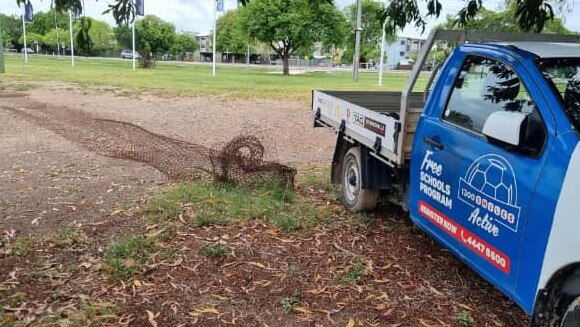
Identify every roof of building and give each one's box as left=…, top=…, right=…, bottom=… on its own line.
left=499, top=42, right=580, bottom=58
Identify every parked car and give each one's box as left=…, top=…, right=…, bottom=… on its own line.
left=161, top=53, right=174, bottom=61
left=20, top=48, right=34, bottom=54
left=120, top=50, right=141, bottom=59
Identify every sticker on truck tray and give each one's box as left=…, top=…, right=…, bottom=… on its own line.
left=349, top=110, right=386, bottom=137
left=364, top=117, right=386, bottom=136
left=419, top=201, right=511, bottom=274
left=458, top=154, right=521, bottom=233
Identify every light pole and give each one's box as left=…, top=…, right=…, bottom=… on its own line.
left=352, top=0, right=362, bottom=82
left=0, top=13, right=5, bottom=73
left=378, top=19, right=386, bottom=86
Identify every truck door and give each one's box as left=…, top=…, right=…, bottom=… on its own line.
left=410, top=54, right=549, bottom=294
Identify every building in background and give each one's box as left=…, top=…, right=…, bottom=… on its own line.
left=385, top=36, right=426, bottom=70
left=182, top=31, right=214, bottom=62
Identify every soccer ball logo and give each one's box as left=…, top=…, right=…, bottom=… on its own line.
left=464, top=155, right=517, bottom=206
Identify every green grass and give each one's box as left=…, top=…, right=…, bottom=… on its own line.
left=281, top=296, right=299, bottom=313
left=458, top=310, right=473, bottom=327
left=55, top=228, right=81, bottom=246
left=341, top=259, right=365, bottom=285
left=6, top=236, right=36, bottom=256
left=143, top=179, right=330, bottom=233
left=104, top=235, right=156, bottom=280
left=0, top=54, right=428, bottom=101
left=201, top=244, right=230, bottom=258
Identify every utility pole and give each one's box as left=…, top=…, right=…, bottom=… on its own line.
left=22, top=5, right=28, bottom=63
left=69, top=10, right=75, bottom=67
left=54, top=10, right=61, bottom=56
left=378, top=20, right=386, bottom=86
left=352, top=0, right=362, bottom=82
left=0, top=12, right=5, bottom=73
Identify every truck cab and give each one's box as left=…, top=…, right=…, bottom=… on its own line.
left=410, top=42, right=580, bottom=326
left=313, top=30, right=580, bottom=326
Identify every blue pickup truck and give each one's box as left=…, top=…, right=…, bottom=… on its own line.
left=313, top=30, right=580, bottom=326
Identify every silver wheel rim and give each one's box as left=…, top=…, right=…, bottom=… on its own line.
left=344, top=158, right=360, bottom=203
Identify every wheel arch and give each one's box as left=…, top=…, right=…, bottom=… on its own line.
left=330, top=134, right=395, bottom=190
left=330, top=132, right=355, bottom=185
left=532, top=262, right=580, bottom=326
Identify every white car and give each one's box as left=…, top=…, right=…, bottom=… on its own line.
left=120, top=50, right=141, bottom=59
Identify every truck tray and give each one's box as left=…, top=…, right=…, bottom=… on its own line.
left=313, top=90, right=424, bottom=165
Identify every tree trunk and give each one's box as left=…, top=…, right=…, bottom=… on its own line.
left=282, top=56, right=289, bottom=76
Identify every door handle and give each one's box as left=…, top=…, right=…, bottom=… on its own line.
left=423, top=136, right=444, bottom=150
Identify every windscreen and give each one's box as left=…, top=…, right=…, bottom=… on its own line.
left=538, top=58, right=580, bottom=131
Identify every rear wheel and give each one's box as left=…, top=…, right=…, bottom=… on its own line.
left=341, top=147, right=379, bottom=212
left=561, top=296, right=580, bottom=327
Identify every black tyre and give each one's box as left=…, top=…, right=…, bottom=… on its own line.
left=561, top=296, right=580, bottom=327
left=341, top=147, right=379, bottom=212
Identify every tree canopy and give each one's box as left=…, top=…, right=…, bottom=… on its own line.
left=439, top=1, right=573, bottom=34
left=13, top=0, right=575, bottom=38
left=171, top=34, right=199, bottom=56
left=82, top=18, right=116, bottom=54
left=216, top=10, right=248, bottom=55
left=343, top=0, right=392, bottom=64
left=135, top=15, right=176, bottom=56
left=239, top=0, right=347, bottom=75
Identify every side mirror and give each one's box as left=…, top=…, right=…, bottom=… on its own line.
left=482, top=111, right=528, bottom=147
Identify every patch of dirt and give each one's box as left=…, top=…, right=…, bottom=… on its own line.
left=0, top=83, right=333, bottom=236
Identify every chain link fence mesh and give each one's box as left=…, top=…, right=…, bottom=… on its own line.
left=2, top=98, right=296, bottom=186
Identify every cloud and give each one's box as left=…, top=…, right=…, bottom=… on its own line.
left=0, top=0, right=237, bottom=32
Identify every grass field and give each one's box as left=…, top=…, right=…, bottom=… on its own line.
left=0, top=54, right=428, bottom=100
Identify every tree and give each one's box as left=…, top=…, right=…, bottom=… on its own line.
left=343, top=0, right=386, bottom=64
left=439, top=1, right=573, bottom=34
left=374, top=0, right=568, bottom=35
left=76, top=17, right=93, bottom=55
left=216, top=10, right=248, bottom=54
left=27, top=10, right=68, bottom=36
left=239, top=0, right=347, bottom=75
left=86, top=18, right=116, bottom=54
left=113, top=25, right=132, bottom=50
left=9, top=0, right=573, bottom=45
left=18, top=32, right=43, bottom=46
left=171, top=33, right=198, bottom=56
left=0, top=14, right=22, bottom=48
left=135, top=15, right=176, bottom=67
left=42, top=28, right=70, bottom=52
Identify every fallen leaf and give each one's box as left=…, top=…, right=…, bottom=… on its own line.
left=314, top=273, right=322, bottom=282
left=419, top=319, right=438, bottom=327
left=346, top=317, right=355, bottom=327
left=247, top=262, right=266, bottom=269
left=146, top=310, right=159, bottom=327
left=145, top=228, right=166, bottom=239
left=192, top=308, right=220, bottom=315
left=456, top=303, right=473, bottom=311
left=265, top=228, right=279, bottom=235
left=378, top=263, right=393, bottom=270
left=294, top=307, right=311, bottom=314
left=306, top=287, right=326, bottom=295
left=122, top=259, right=136, bottom=269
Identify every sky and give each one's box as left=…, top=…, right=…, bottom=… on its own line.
left=1, top=0, right=579, bottom=37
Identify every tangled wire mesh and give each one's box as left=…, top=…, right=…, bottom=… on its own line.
left=1, top=98, right=296, bottom=186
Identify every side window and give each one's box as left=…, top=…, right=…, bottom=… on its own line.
left=443, top=56, right=535, bottom=133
